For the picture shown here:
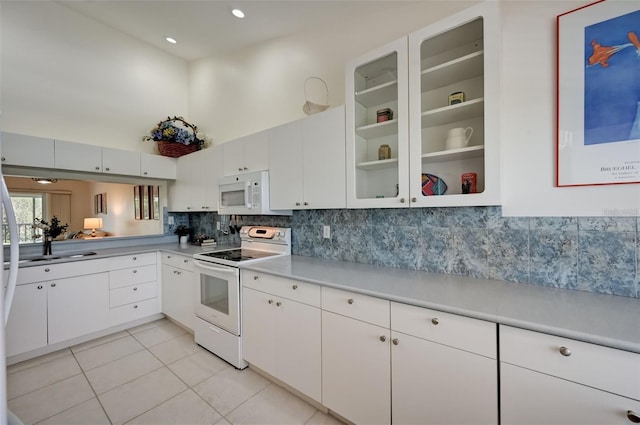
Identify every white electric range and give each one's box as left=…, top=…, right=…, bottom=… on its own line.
left=192, top=226, right=291, bottom=369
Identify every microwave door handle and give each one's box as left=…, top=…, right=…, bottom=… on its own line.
left=245, top=181, right=252, bottom=209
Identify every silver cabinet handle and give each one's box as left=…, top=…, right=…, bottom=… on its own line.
left=347, top=298, right=354, bottom=305
left=133, top=269, right=137, bottom=274
left=183, top=259, right=189, bottom=263
left=243, top=167, right=248, bottom=171
left=431, top=318, right=439, bottom=325
left=143, top=171, right=148, bottom=175
left=627, top=410, right=640, bottom=423
left=175, top=271, right=181, bottom=275
left=37, top=285, right=43, bottom=290
left=50, top=283, right=56, bottom=287
left=400, top=198, right=405, bottom=203
left=276, top=301, right=282, bottom=307
left=173, top=270, right=177, bottom=274
left=295, top=202, right=301, bottom=206
left=45, top=268, right=50, bottom=272
left=95, top=166, right=100, bottom=170
left=132, top=256, right=137, bottom=260
left=167, top=255, right=172, bottom=259
left=559, top=346, right=572, bottom=357
left=1, top=157, right=5, bottom=162
left=253, top=275, right=259, bottom=280
left=303, top=201, right=309, bottom=206
left=133, top=305, right=138, bottom=309
left=133, top=287, right=138, bottom=291
left=238, top=167, right=243, bottom=171
left=379, top=335, right=387, bottom=342
left=411, top=197, right=417, bottom=203
left=292, top=285, right=298, bottom=290
left=268, top=299, right=273, bottom=304
left=392, top=338, right=399, bottom=345
left=105, top=167, right=110, bottom=171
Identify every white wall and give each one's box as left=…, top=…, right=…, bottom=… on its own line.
left=500, top=1, right=640, bottom=216
left=0, top=1, right=189, bottom=154
left=188, top=1, right=479, bottom=145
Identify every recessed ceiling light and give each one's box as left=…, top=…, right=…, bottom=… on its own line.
left=231, top=9, right=245, bottom=18
left=166, top=37, right=177, bottom=44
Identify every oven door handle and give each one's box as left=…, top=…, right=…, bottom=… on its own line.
left=194, top=260, right=239, bottom=275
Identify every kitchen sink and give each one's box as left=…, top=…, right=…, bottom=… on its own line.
left=15, top=251, right=97, bottom=264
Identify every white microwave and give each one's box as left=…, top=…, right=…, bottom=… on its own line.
left=218, top=171, right=291, bottom=216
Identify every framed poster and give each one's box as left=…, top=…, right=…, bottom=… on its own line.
left=557, top=0, right=640, bottom=186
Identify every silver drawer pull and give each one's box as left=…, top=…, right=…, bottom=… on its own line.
left=347, top=298, right=354, bottom=305
left=559, top=346, right=572, bottom=357
left=133, top=269, right=137, bottom=274
left=183, top=259, right=189, bottom=263
left=268, top=299, right=273, bottom=304
left=45, top=268, right=50, bottom=272
left=276, top=301, right=282, bottom=307
left=133, top=287, right=138, bottom=291
left=292, top=285, right=298, bottom=290
left=379, top=335, right=387, bottom=342
left=392, top=338, right=399, bottom=345
left=167, top=255, right=172, bottom=259
left=133, top=305, right=138, bottom=309
left=132, top=256, right=137, bottom=261
left=431, top=318, right=439, bottom=325
left=627, top=410, right=640, bottom=423
left=50, top=283, right=56, bottom=287
left=37, top=285, right=43, bottom=290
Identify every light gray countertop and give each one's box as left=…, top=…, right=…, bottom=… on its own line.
left=241, top=255, right=640, bottom=354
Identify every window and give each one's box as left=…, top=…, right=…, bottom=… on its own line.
left=3, top=193, right=44, bottom=244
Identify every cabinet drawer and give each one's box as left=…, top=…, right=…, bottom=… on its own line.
left=162, top=253, right=193, bottom=272
left=109, top=264, right=156, bottom=289
left=110, top=281, right=157, bottom=308
left=500, top=325, right=640, bottom=400
left=109, top=252, right=156, bottom=270
left=391, top=302, right=496, bottom=358
left=109, top=298, right=159, bottom=327
left=17, top=258, right=111, bottom=284
left=322, top=287, right=389, bottom=328
left=242, top=272, right=320, bottom=307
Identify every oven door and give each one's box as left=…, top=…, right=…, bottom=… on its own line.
left=193, top=259, right=240, bottom=335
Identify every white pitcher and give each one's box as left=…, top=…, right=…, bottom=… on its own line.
left=445, top=127, right=473, bottom=150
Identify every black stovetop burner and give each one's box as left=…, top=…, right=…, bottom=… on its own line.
left=200, top=249, right=278, bottom=262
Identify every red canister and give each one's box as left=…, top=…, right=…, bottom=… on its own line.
left=461, top=173, right=477, bottom=194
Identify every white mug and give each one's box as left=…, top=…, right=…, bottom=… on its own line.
left=445, top=127, right=473, bottom=150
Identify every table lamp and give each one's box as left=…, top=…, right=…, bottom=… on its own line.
left=84, top=217, right=103, bottom=237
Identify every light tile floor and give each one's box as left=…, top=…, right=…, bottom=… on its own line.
left=7, top=318, right=344, bottom=425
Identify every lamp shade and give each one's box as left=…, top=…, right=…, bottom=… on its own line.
left=84, top=218, right=103, bottom=230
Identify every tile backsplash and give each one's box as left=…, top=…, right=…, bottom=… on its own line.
left=167, top=206, right=639, bottom=299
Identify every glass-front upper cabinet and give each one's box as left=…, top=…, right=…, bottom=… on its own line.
left=345, top=2, right=500, bottom=209
left=408, top=2, right=501, bottom=207
left=346, top=37, right=409, bottom=208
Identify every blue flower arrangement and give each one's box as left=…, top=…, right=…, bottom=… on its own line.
left=143, top=116, right=210, bottom=157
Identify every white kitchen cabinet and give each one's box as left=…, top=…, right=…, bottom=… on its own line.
left=140, top=152, right=176, bottom=179
left=500, top=325, right=640, bottom=425
left=5, top=282, right=48, bottom=357
left=1, top=132, right=55, bottom=168
left=54, top=140, right=103, bottom=173
left=47, top=272, right=110, bottom=345
left=102, top=147, right=141, bottom=176
left=269, top=106, right=346, bottom=210
left=346, top=1, right=500, bottom=208
left=390, top=302, right=498, bottom=425
left=322, top=310, right=391, bottom=425
left=242, top=272, right=322, bottom=402
left=222, top=130, right=269, bottom=176
left=169, top=145, right=222, bottom=211
left=161, top=253, right=195, bottom=331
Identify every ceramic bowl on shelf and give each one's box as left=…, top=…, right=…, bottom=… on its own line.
left=422, top=173, right=447, bottom=195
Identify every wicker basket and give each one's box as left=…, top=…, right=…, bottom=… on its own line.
left=157, top=141, right=199, bottom=158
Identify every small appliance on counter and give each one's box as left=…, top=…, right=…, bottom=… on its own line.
left=192, top=226, right=291, bottom=369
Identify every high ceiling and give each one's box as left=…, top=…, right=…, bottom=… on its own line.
left=59, top=1, right=417, bottom=62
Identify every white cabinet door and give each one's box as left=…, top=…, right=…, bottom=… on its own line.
left=47, top=272, right=110, bottom=345
left=242, top=287, right=278, bottom=375
left=322, top=310, right=391, bottom=425
left=391, top=331, right=498, bottom=425
left=302, top=105, right=346, bottom=209
left=5, top=283, right=48, bottom=357
left=268, top=120, right=304, bottom=210
left=1, top=132, right=55, bottom=168
left=54, top=140, right=102, bottom=173
left=169, top=155, right=193, bottom=211
left=408, top=1, right=501, bottom=207
left=346, top=37, right=410, bottom=209
left=140, top=153, right=177, bottom=179
left=223, top=131, right=269, bottom=176
left=161, top=264, right=194, bottom=330
left=170, top=146, right=222, bottom=211
left=501, top=363, right=640, bottom=425
left=277, top=296, right=321, bottom=402
left=102, top=147, right=141, bottom=176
